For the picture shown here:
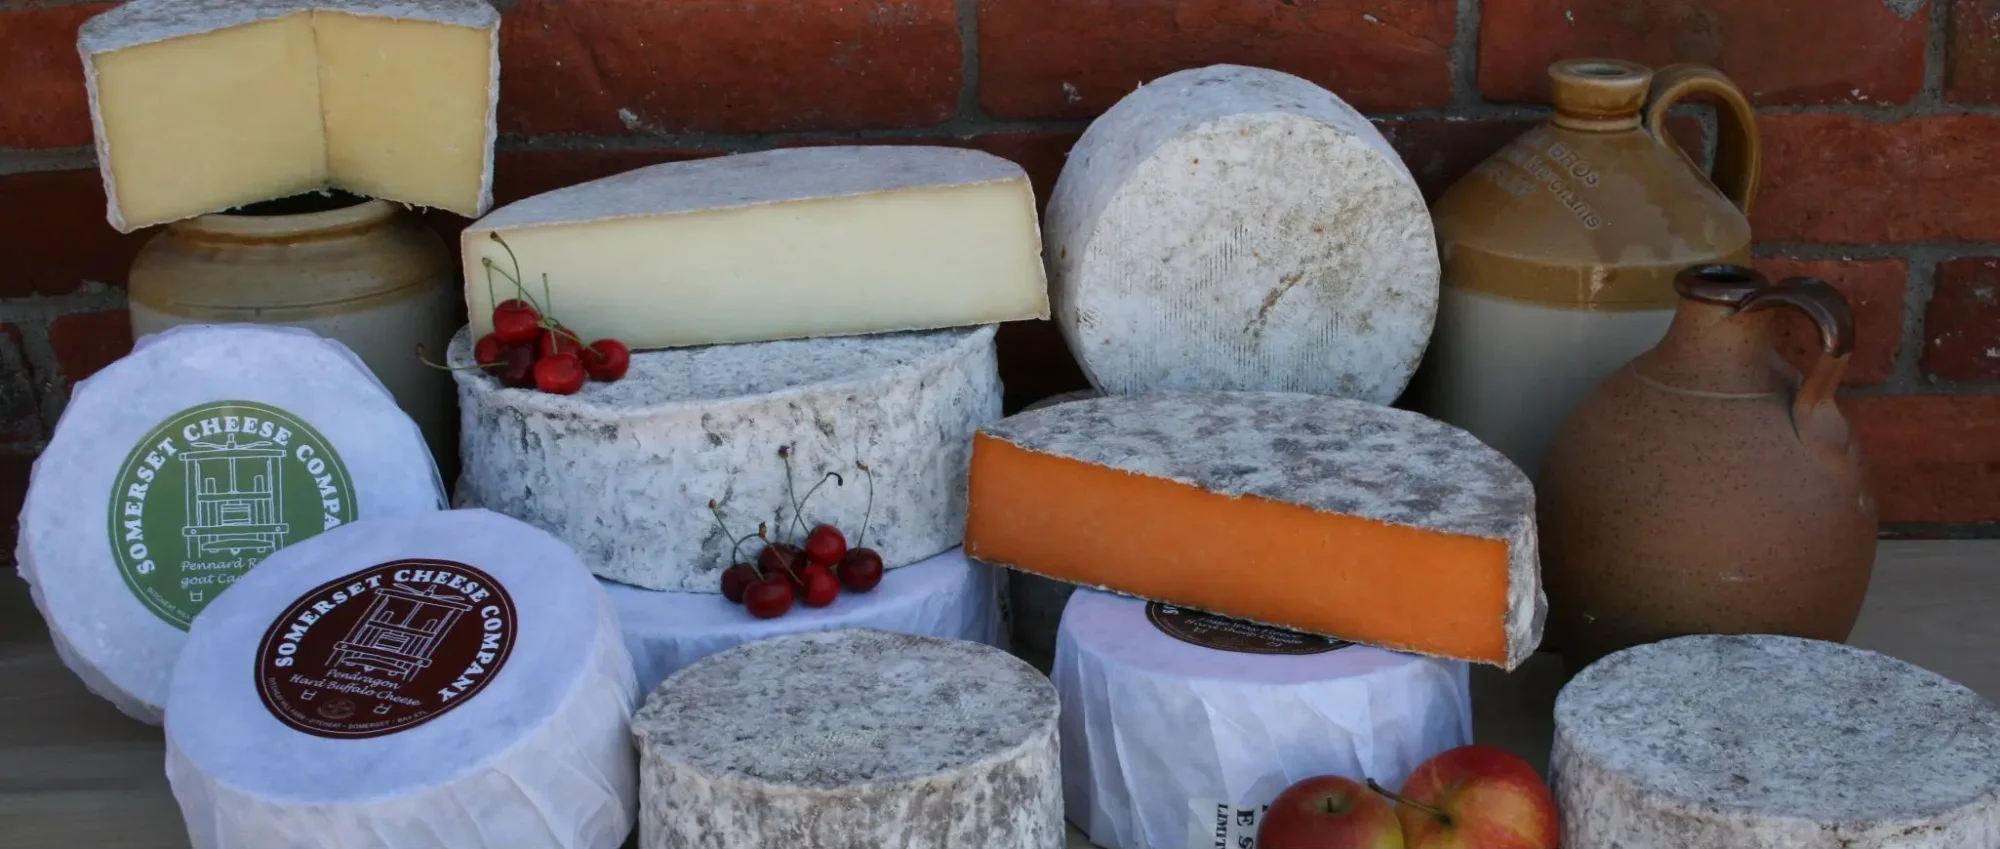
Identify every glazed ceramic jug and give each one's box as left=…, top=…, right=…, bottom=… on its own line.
left=1420, top=59, right=1759, bottom=481
left=1536, top=264, right=1878, bottom=671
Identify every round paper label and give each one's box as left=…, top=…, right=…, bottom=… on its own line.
left=1145, top=602, right=1352, bottom=655
left=254, top=559, right=516, bottom=739
left=107, top=401, right=357, bottom=629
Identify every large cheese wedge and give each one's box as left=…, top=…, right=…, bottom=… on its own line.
left=164, top=509, right=638, bottom=849
left=450, top=324, right=1001, bottom=591
left=1006, top=388, right=1103, bottom=668
left=634, top=630, right=1062, bottom=848
left=15, top=324, right=445, bottom=724
left=1553, top=635, right=2000, bottom=848
left=1057, top=590, right=1471, bottom=849
left=965, top=391, right=1543, bottom=670
left=460, top=146, right=1049, bottom=350
left=1045, top=64, right=1438, bottom=401
left=80, top=0, right=500, bottom=231
left=603, top=547, right=1003, bottom=697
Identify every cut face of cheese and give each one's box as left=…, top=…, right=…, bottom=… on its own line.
left=79, top=0, right=499, bottom=231
left=460, top=146, right=1050, bottom=350
left=965, top=392, right=1543, bottom=670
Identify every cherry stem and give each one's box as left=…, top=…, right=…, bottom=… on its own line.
left=854, top=460, right=875, bottom=550
left=414, top=343, right=497, bottom=372
left=795, top=471, right=843, bottom=535
left=1365, top=779, right=1451, bottom=826
left=755, top=523, right=789, bottom=578
left=709, top=499, right=740, bottom=559
left=778, top=445, right=803, bottom=543
left=484, top=233, right=545, bottom=315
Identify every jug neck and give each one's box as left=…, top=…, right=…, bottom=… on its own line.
left=1548, top=59, right=1651, bottom=133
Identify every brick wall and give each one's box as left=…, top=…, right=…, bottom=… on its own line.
left=2, top=0, right=1998, bottom=551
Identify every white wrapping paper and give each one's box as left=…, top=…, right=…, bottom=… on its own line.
left=603, top=546, right=1003, bottom=698
left=1055, top=590, right=1471, bottom=849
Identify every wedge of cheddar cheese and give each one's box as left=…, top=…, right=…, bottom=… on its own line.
left=965, top=391, right=1544, bottom=670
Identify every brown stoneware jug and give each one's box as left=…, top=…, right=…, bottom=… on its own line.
left=1421, top=59, right=1759, bottom=482
left=1536, top=264, right=1878, bottom=671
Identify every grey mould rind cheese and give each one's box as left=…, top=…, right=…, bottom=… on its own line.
left=979, top=391, right=1544, bottom=670
left=1044, top=64, right=1438, bottom=401
left=633, top=630, right=1063, bottom=849
left=450, top=325, right=1002, bottom=591
left=1552, top=635, right=2000, bottom=848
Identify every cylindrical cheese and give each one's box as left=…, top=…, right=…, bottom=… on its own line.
left=16, top=323, right=445, bottom=724
left=1056, top=590, right=1471, bottom=849
left=634, top=629, right=1063, bottom=849
left=1045, top=64, right=1438, bottom=402
left=451, top=324, right=1002, bottom=592
left=603, top=546, right=1004, bottom=698
left=1553, top=634, right=2000, bottom=848
left=164, top=509, right=639, bottom=849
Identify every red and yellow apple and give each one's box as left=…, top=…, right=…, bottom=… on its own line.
left=1256, top=775, right=1405, bottom=849
left=1372, top=745, right=1559, bottom=849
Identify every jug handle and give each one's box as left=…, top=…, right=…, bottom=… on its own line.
left=1644, top=64, right=1761, bottom=215
left=1735, top=278, right=1855, bottom=449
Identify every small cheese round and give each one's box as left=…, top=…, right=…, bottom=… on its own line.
left=634, top=629, right=1062, bottom=849
left=16, top=323, right=444, bottom=724
left=603, top=546, right=1004, bottom=697
left=451, top=324, right=1001, bottom=592
left=1553, top=634, right=2000, bottom=849
left=1045, top=64, right=1438, bottom=402
left=1057, top=590, right=1472, bottom=848
left=164, top=509, right=639, bottom=849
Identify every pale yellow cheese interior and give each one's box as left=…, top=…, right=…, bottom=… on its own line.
left=92, top=10, right=491, bottom=229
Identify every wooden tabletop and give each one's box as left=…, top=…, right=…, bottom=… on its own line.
left=4, top=540, right=1995, bottom=849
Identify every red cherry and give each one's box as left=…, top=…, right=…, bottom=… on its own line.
left=497, top=345, right=538, bottom=389
left=743, top=576, right=794, bottom=619
left=800, top=563, right=840, bottom=607
left=839, top=548, right=883, bottom=592
left=492, top=301, right=541, bottom=346
left=804, top=524, right=847, bottom=566
left=720, top=563, right=759, bottom=603
left=533, top=352, right=586, bottom=395
left=472, top=333, right=505, bottom=367
left=538, top=327, right=583, bottom=359
left=757, top=543, right=802, bottom=584
left=583, top=339, right=631, bottom=382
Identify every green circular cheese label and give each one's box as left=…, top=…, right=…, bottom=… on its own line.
left=107, top=401, right=358, bottom=629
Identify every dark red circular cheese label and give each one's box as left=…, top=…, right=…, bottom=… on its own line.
left=254, top=559, right=517, bottom=739
left=1146, top=602, right=1352, bottom=655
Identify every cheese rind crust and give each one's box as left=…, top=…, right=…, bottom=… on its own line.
left=1553, top=635, right=2000, bottom=849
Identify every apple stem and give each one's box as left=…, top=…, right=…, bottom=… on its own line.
left=853, top=460, right=875, bottom=550
left=1365, top=779, right=1452, bottom=826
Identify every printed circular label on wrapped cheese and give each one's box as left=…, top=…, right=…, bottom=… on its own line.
left=107, top=401, right=358, bottom=629
left=253, top=559, right=517, bottom=739
left=1145, top=602, right=1351, bottom=655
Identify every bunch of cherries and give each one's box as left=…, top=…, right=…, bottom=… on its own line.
left=712, top=448, right=886, bottom=619
left=428, top=232, right=631, bottom=394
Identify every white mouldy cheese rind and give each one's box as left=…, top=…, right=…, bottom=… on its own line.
left=1045, top=64, right=1438, bottom=401
left=80, top=0, right=500, bottom=232
left=450, top=324, right=1003, bottom=591
left=633, top=629, right=1063, bottom=849
left=165, top=509, right=639, bottom=849
left=15, top=323, right=445, bottom=725
left=459, top=145, right=1050, bottom=350
left=1552, top=634, right=2000, bottom=849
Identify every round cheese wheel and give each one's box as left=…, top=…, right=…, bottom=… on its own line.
left=634, top=629, right=1062, bottom=848
left=16, top=323, right=445, bottom=724
left=164, top=509, right=639, bottom=849
left=1553, top=634, right=2000, bottom=848
left=1044, top=64, right=1438, bottom=402
left=451, top=324, right=1001, bottom=592
left=604, top=546, right=1004, bottom=698
left=1056, top=590, right=1471, bottom=848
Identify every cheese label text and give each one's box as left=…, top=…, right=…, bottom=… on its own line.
left=107, top=400, right=356, bottom=629
left=1146, top=603, right=1351, bottom=656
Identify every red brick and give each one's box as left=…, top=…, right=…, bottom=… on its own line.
left=1842, top=394, right=2000, bottom=524
left=996, top=320, right=1090, bottom=414
left=1922, top=258, right=2000, bottom=382
left=0, top=3, right=107, bottom=148
left=1379, top=117, right=1708, bottom=202
left=1478, top=0, right=1928, bottom=106
left=1947, top=0, right=2000, bottom=104
left=491, top=148, right=723, bottom=208
left=0, top=169, right=151, bottom=297
left=1754, top=257, right=1906, bottom=388
left=979, top=0, right=1454, bottom=119
left=970, top=133, right=1080, bottom=216
left=48, top=310, right=132, bottom=389
left=0, top=324, right=39, bottom=444
left=0, top=452, right=28, bottom=569
left=500, top=0, right=962, bottom=136
left=1753, top=114, right=2000, bottom=244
